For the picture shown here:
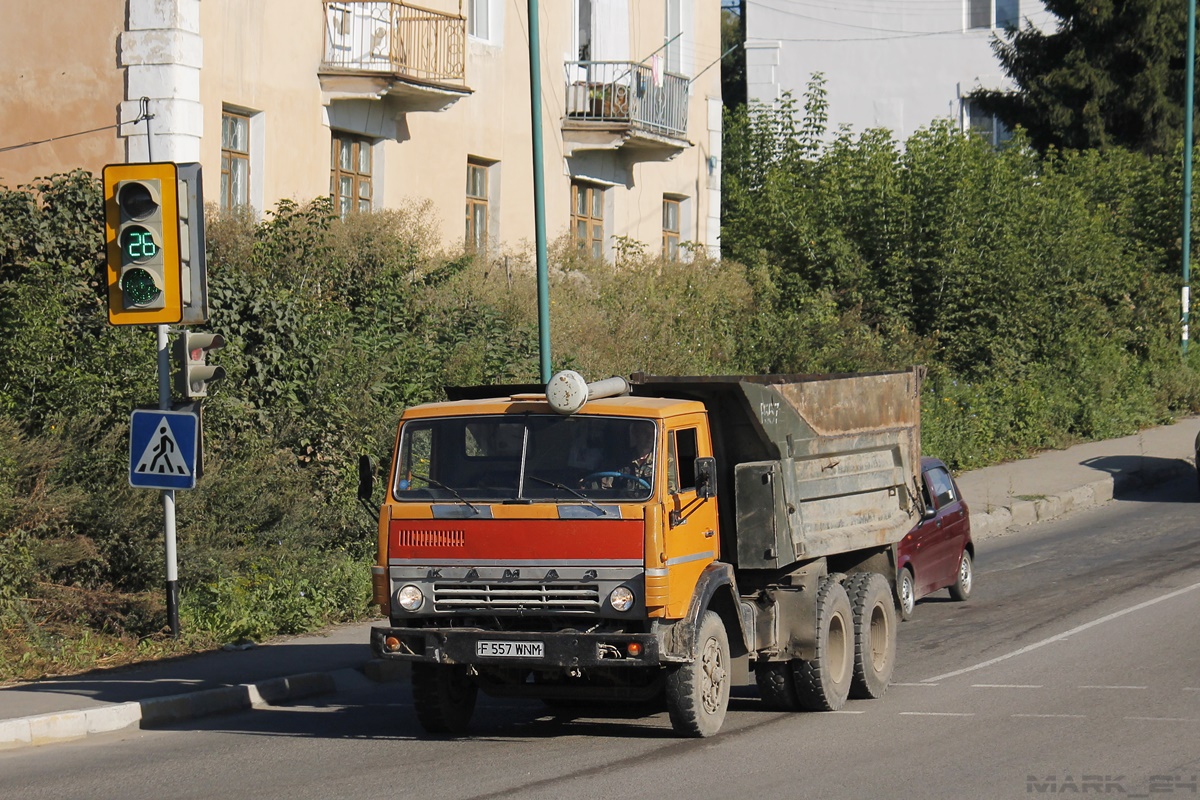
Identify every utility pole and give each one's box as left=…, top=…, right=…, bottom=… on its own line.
left=528, top=0, right=551, bottom=383
left=1184, top=0, right=1196, bottom=357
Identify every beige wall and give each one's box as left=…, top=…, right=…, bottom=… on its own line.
left=2, top=1, right=721, bottom=257
left=0, top=0, right=126, bottom=187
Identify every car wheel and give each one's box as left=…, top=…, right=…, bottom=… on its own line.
left=897, top=567, right=915, bottom=621
left=756, top=660, right=801, bottom=711
left=949, top=550, right=973, bottom=602
left=411, top=663, right=478, bottom=735
left=793, top=578, right=853, bottom=712
left=665, top=610, right=731, bottom=737
left=845, top=573, right=897, bottom=699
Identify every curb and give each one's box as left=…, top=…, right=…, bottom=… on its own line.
left=0, top=669, right=360, bottom=751
left=970, top=458, right=1194, bottom=540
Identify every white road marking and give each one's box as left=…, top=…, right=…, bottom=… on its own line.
left=1079, top=685, right=1148, bottom=690
left=922, top=579, right=1200, bottom=683
left=972, top=684, right=1043, bottom=689
left=900, top=711, right=975, bottom=717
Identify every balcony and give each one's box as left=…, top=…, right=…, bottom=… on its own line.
left=320, top=1, right=471, bottom=113
left=562, top=61, right=691, bottom=157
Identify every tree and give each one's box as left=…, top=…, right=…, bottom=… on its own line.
left=971, top=0, right=1192, bottom=154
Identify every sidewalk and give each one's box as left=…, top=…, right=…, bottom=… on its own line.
left=2, top=416, right=1197, bottom=750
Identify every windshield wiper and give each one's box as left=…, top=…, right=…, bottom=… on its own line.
left=527, top=475, right=611, bottom=516
left=409, top=471, right=481, bottom=515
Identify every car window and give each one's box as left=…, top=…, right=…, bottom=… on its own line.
left=925, top=467, right=957, bottom=509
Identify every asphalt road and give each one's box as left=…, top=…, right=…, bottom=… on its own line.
left=3, top=477, right=1199, bottom=800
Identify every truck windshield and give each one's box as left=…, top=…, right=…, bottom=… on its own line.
left=393, top=415, right=656, bottom=503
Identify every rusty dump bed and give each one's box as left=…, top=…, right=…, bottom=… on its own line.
left=629, top=369, right=924, bottom=569
left=445, top=368, right=924, bottom=570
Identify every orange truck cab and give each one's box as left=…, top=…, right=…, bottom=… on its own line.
left=366, top=369, right=923, bottom=737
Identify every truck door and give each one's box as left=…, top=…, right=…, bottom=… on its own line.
left=661, top=419, right=719, bottom=618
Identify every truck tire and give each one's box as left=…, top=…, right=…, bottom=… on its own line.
left=411, top=663, right=477, bottom=735
left=665, top=610, right=731, bottom=737
left=755, top=661, right=801, bottom=711
left=844, top=573, right=896, bottom=700
left=896, top=566, right=916, bottom=621
left=948, top=549, right=973, bottom=601
left=792, top=578, right=853, bottom=712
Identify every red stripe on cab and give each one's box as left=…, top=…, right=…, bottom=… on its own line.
left=389, top=519, right=644, bottom=561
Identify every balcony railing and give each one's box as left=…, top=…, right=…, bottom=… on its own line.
left=322, top=1, right=466, bottom=86
left=564, top=61, right=689, bottom=140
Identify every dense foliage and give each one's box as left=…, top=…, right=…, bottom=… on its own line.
left=971, top=0, right=1194, bottom=154
left=3, top=85, right=1200, bottom=678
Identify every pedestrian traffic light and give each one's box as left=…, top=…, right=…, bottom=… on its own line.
left=174, top=331, right=226, bottom=398
left=103, top=163, right=183, bottom=325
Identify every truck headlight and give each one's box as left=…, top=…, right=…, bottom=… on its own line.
left=609, top=586, right=635, bottom=612
left=396, top=584, right=424, bottom=612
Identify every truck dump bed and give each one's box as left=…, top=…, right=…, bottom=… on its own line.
left=629, top=369, right=923, bottom=569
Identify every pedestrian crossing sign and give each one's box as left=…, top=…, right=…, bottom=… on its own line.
left=129, top=409, right=198, bottom=490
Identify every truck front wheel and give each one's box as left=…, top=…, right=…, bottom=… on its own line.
left=666, top=610, right=731, bottom=737
left=845, top=572, right=897, bottom=699
left=793, top=577, right=853, bottom=711
left=412, top=663, right=478, bottom=735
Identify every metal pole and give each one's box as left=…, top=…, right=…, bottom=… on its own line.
left=1184, top=0, right=1196, bottom=357
left=159, top=324, right=180, bottom=637
left=528, top=0, right=551, bottom=383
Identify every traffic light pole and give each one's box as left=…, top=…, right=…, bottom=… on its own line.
left=159, top=323, right=181, bottom=637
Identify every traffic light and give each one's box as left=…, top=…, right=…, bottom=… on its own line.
left=176, top=163, right=210, bottom=325
left=174, top=331, right=226, bottom=398
left=104, top=163, right=183, bottom=325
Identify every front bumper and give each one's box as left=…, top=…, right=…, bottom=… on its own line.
left=371, top=625, right=662, bottom=668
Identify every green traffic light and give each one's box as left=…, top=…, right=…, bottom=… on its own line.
left=122, top=268, right=161, bottom=307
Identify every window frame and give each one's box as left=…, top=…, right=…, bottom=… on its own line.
left=662, top=196, right=682, bottom=260
left=331, top=131, right=374, bottom=216
left=465, top=159, right=489, bottom=251
left=220, top=110, right=251, bottom=211
left=467, top=0, right=489, bottom=40
left=571, top=180, right=605, bottom=259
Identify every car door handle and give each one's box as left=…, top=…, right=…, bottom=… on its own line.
left=703, top=529, right=715, bottom=538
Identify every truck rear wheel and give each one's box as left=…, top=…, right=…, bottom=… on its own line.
left=755, top=660, right=801, bottom=711
left=793, top=578, right=853, bottom=711
left=412, top=663, right=477, bottom=735
left=665, top=610, right=730, bottom=737
left=845, top=573, right=896, bottom=699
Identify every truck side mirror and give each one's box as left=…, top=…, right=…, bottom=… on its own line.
left=694, top=457, right=717, bottom=500
left=358, top=454, right=375, bottom=503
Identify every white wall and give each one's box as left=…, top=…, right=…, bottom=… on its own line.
left=745, top=0, right=1054, bottom=141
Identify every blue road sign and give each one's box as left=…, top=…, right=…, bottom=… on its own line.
left=130, top=409, right=198, bottom=490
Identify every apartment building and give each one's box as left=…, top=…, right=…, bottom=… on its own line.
left=0, top=0, right=722, bottom=259
left=743, top=0, right=1051, bottom=144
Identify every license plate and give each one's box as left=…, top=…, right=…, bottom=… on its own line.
left=476, top=640, right=544, bottom=658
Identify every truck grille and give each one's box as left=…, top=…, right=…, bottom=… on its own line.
left=397, top=528, right=465, bottom=548
left=433, top=583, right=600, bottom=613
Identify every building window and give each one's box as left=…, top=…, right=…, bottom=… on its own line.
left=467, top=0, right=489, bottom=39
left=662, top=197, right=681, bottom=260
left=571, top=180, right=604, bottom=258
left=221, top=111, right=250, bottom=210
left=665, top=0, right=682, bottom=73
left=963, top=99, right=1011, bottom=147
left=331, top=132, right=373, bottom=215
left=466, top=159, right=489, bottom=251
left=967, top=0, right=1018, bottom=30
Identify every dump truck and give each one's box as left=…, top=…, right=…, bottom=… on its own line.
left=363, top=368, right=924, bottom=737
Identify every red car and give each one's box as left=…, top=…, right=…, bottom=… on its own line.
left=896, top=457, right=974, bottom=620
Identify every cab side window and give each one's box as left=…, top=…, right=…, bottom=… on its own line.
left=668, top=428, right=699, bottom=494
